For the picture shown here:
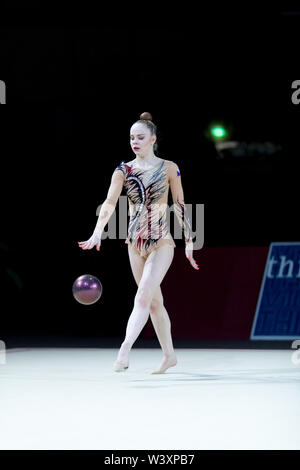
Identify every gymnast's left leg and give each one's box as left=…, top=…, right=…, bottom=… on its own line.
left=115, top=244, right=174, bottom=370
left=149, top=286, right=178, bottom=374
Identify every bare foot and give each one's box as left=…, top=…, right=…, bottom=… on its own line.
left=151, top=354, right=177, bottom=374
left=113, top=361, right=129, bottom=372
left=116, top=341, right=130, bottom=368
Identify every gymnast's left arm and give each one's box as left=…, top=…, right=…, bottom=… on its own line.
left=169, top=161, right=199, bottom=270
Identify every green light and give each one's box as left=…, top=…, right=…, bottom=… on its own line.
left=211, top=126, right=226, bottom=139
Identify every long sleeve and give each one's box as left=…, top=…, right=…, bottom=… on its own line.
left=169, top=161, right=193, bottom=243
left=94, top=166, right=125, bottom=235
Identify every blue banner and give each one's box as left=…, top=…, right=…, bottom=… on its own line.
left=251, top=242, right=300, bottom=340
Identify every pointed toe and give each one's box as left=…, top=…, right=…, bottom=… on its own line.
left=113, top=361, right=129, bottom=372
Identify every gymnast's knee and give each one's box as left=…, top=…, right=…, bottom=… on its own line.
left=150, top=297, right=164, bottom=314
left=135, top=281, right=155, bottom=309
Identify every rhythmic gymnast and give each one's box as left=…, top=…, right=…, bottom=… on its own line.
left=78, top=112, right=199, bottom=373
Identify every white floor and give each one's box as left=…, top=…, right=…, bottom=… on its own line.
left=0, top=347, right=299, bottom=450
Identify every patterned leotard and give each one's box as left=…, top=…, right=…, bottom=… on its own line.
left=113, top=158, right=192, bottom=258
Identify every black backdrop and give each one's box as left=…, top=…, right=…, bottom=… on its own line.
left=0, top=10, right=299, bottom=344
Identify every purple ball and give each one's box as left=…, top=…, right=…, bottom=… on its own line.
left=72, top=274, right=102, bottom=305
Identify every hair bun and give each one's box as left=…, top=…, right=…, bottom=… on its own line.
left=140, top=111, right=152, bottom=121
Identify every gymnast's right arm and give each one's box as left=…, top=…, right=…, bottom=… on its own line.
left=78, top=169, right=124, bottom=251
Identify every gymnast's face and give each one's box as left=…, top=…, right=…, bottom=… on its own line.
left=130, top=123, right=156, bottom=157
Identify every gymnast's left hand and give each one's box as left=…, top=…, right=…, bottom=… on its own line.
left=185, top=241, right=199, bottom=270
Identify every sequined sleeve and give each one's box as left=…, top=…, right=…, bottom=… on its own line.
left=169, top=161, right=193, bottom=243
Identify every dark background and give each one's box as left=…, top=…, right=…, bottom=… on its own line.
left=0, top=9, right=299, bottom=347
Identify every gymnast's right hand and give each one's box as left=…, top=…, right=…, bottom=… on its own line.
left=78, top=231, right=102, bottom=251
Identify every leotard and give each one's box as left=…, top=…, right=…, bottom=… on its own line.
left=112, top=158, right=193, bottom=258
